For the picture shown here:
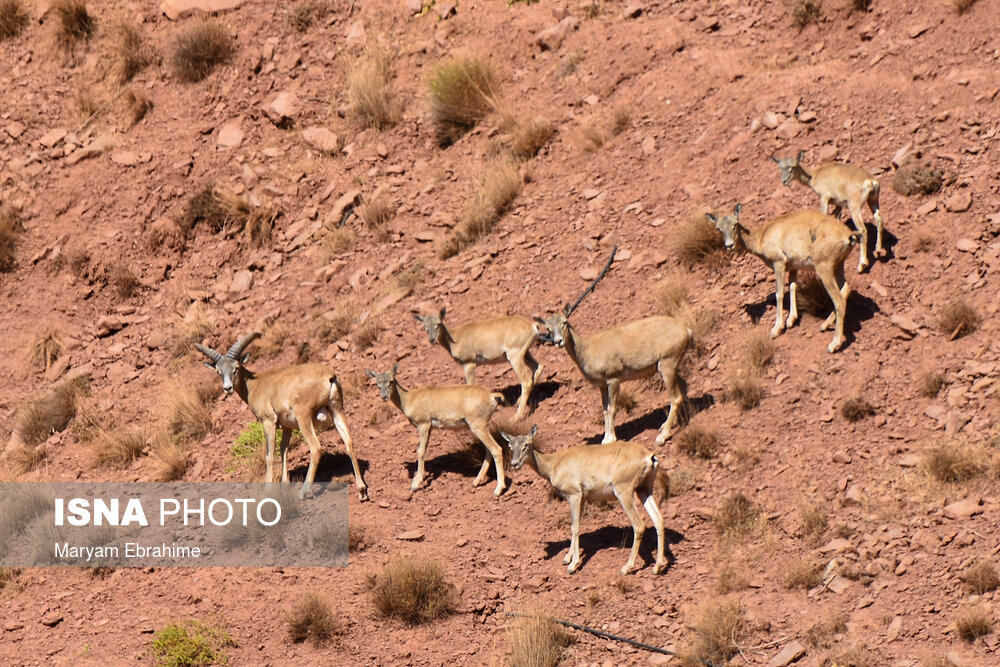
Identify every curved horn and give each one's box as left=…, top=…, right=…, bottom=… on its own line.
left=227, top=332, right=261, bottom=359
left=194, top=343, right=222, bottom=363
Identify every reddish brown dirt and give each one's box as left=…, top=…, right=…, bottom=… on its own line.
left=2, top=0, right=999, bottom=665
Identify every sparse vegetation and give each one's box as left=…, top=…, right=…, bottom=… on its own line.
left=799, top=502, right=829, bottom=541
left=727, top=370, right=763, bottom=410
left=952, top=0, right=979, bottom=15
left=937, top=299, right=980, bottom=339
left=227, top=422, right=268, bottom=476
left=507, top=613, right=573, bottom=667
left=287, top=0, right=324, bottom=30
left=348, top=39, right=395, bottom=131
left=613, top=387, right=637, bottom=414
left=178, top=184, right=277, bottom=247
left=715, top=567, right=749, bottom=594
left=655, top=275, right=689, bottom=316
left=112, top=17, right=154, bottom=84
left=110, top=264, right=139, bottom=301
left=0, top=202, right=23, bottom=272
left=168, top=302, right=213, bottom=359
left=53, top=0, right=94, bottom=54
left=427, top=55, right=499, bottom=146
left=743, top=332, right=774, bottom=373
left=676, top=425, right=720, bottom=459
left=611, top=107, right=631, bottom=136
left=893, top=160, right=943, bottom=196
left=349, top=524, right=369, bottom=552
left=794, top=274, right=835, bottom=317
left=324, top=227, right=357, bottom=256
left=0, top=567, right=20, bottom=590
left=579, top=122, right=606, bottom=152
left=918, top=370, right=946, bottom=397
left=439, top=157, right=522, bottom=259
left=675, top=210, right=725, bottom=267
left=167, top=385, right=215, bottom=442
left=955, top=606, right=992, bottom=642
left=960, top=562, right=1000, bottom=594
left=353, top=318, right=382, bottom=351
left=820, top=643, right=873, bottom=667
left=149, top=620, right=235, bottom=667
left=254, top=322, right=287, bottom=359
left=840, top=397, right=875, bottom=422
left=151, top=436, right=190, bottom=481
left=784, top=0, right=822, bottom=28
left=805, top=614, right=847, bottom=648
left=73, top=84, right=105, bottom=126
left=287, top=593, right=341, bottom=646
left=785, top=558, right=823, bottom=589
left=848, top=0, right=870, bottom=12
left=369, top=556, right=457, bottom=624
left=924, top=443, right=986, bottom=483
left=667, top=468, right=696, bottom=497
left=503, top=114, right=555, bottom=160
left=16, top=379, right=86, bottom=447
left=171, top=19, right=234, bottom=83
left=359, top=194, right=395, bottom=241
left=0, top=0, right=29, bottom=41
left=123, top=89, right=153, bottom=127
left=92, top=428, right=146, bottom=469
left=680, top=597, right=745, bottom=667
left=30, top=328, right=64, bottom=373
left=714, top=493, right=759, bottom=537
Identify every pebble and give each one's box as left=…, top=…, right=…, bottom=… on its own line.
left=397, top=530, right=424, bottom=541
left=945, top=190, right=972, bottom=213
left=217, top=122, right=244, bottom=148
left=955, top=238, right=977, bottom=252
left=301, top=126, right=340, bottom=153
left=943, top=497, right=982, bottom=519
left=765, top=640, right=806, bottom=667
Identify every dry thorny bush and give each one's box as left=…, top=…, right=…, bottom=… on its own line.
left=784, top=0, right=822, bottom=29
left=111, top=16, right=154, bottom=84
left=439, top=156, right=522, bottom=259
left=676, top=425, right=721, bottom=459
left=840, top=396, right=875, bottom=422
left=0, top=202, right=24, bottom=272
left=674, top=209, right=725, bottom=267
left=30, top=328, right=64, bottom=373
left=368, top=556, right=456, bottom=624
left=892, top=159, right=943, bottom=196
left=287, top=593, right=342, bottom=646
left=0, top=0, right=30, bottom=41
left=16, top=377, right=88, bottom=448
left=53, top=0, right=94, bottom=55
left=680, top=597, right=746, bottom=667
left=955, top=606, right=993, bottom=642
left=506, top=612, right=573, bottom=667
left=348, top=38, right=396, bottom=131
left=937, top=298, right=980, bottom=340
left=179, top=184, right=278, bottom=247
left=171, top=19, right=234, bottom=83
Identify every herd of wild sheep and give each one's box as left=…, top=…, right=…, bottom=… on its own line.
left=195, top=151, right=887, bottom=575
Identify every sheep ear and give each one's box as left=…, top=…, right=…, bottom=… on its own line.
left=241, top=353, right=250, bottom=363
left=412, top=313, right=423, bottom=323
left=769, top=155, right=780, bottom=163
left=705, top=213, right=718, bottom=224
left=530, top=425, right=538, bottom=437
left=734, top=203, right=741, bottom=216
left=499, top=432, right=512, bottom=443
left=365, top=369, right=376, bottom=378
left=439, top=306, right=446, bottom=319
left=203, top=361, right=215, bottom=369
left=391, top=362, right=399, bottom=376
left=796, top=150, right=805, bottom=161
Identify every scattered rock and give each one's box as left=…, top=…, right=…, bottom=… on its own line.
left=579, top=266, right=599, bottom=281
left=39, top=128, right=68, bottom=148
left=898, top=454, right=922, bottom=467
left=535, top=16, right=579, bottom=51
left=326, top=190, right=362, bottom=226
left=945, top=190, right=972, bottom=213
left=623, top=4, right=644, bottom=19
left=762, top=111, right=781, bottom=129
left=110, top=151, right=150, bottom=167
left=265, top=91, right=298, bottom=127
left=832, top=450, right=852, bottom=464
left=886, top=616, right=903, bottom=642
left=955, top=238, right=978, bottom=253
left=65, top=135, right=113, bottom=165
left=161, top=0, right=244, bottom=20
left=943, top=497, right=982, bottom=519
left=435, top=0, right=457, bottom=19
left=41, top=613, right=63, bottom=627
left=96, top=316, right=124, bottom=338
left=5, top=122, right=26, bottom=139
left=397, top=530, right=424, bottom=541
left=217, top=122, right=244, bottom=148
left=818, top=538, right=853, bottom=554
left=892, top=143, right=913, bottom=167
left=890, top=313, right=920, bottom=338
left=766, top=640, right=806, bottom=667
left=916, top=200, right=938, bottom=215
left=414, top=230, right=439, bottom=243
left=229, top=270, right=254, bottom=293
left=301, top=126, right=340, bottom=153
left=776, top=118, right=803, bottom=140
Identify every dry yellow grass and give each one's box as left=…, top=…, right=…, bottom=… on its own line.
left=0, top=202, right=22, bottom=272
left=151, top=435, right=190, bottom=481
left=504, top=114, right=555, bottom=160
left=91, top=428, right=146, bottom=469
left=784, top=0, right=822, bottom=28
left=918, top=369, right=945, bottom=397
left=784, top=558, right=823, bottom=590
left=955, top=606, right=992, bottom=642
left=439, top=157, right=522, bottom=259
left=353, top=318, right=382, bottom=351
left=675, top=210, right=725, bottom=267
left=30, top=328, right=64, bottom=373
left=937, top=299, right=980, bottom=339
left=123, top=89, right=152, bottom=128
left=359, top=194, right=395, bottom=241
left=111, top=16, right=153, bottom=84
left=324, top=227, right=357, bottom=256
left=680, top=597, right=744, bottom=667
left=924, top=443, right=987, bottom=483
left=960, top=562, right=1000, bottom=594
left=507, top=613, right=573, bottom=667
left=287, top=593, right=341, bottom=646
left=110, top=264, right=139, bottom=301
left=53, top=0, right=94, bottom=54
left=426, top=54, right=499, bottom=146
left=0, top=0, right=29, bottom=40
left=16, top=380, right=84, bottom=447
left=171, top=19, right=233, bottom=83
left=369, top=556, right=456, bottom=624
left=742, top=332, right=774, bottom=373
left=168, top=302, right=213, bottom=359
left=348, top=39, right=395, bottom=131
left=714, top=493, right=760, bottom=537
left=167, top=385, right=215, bottom=442
left=676, top=425, right=720, bottom=459
left=727, top=370, right=763, bottom=410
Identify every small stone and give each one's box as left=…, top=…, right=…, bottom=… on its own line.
left=326, top=189, right=362, bottom=226
left=766, top=640, right=806, bottom=667
left=844, top=486, right=863, bottom=505
left=776, top=118, right=803, bottom=140
left=945, top=190, right=972, bottom=213
left=579, top=267, right=599, bottom=281
left=301, top=126, right=340, bottom=153
left=898, top=454, right=921, bottom=467
left=161, top=0, right=244, bottom=20
left=397, top=530, right=424, bottom=541
left=41, top=613, right=63, bottom=627
left=818, top=538, right=853, bottom=554
left=535, top=16, right=579, bottom=51
left=945, top=652, right=966, bottom=667
left=414, top=230, right=438, bottom=243
left=5, top=121, right=26, bottom=138
left=943, top=497, right=982, bottom=519
left=641, top=136, right=656, bottom=154
left=832, top=450, right=852, bottom=464
left=623, top=4, right=643, bottom=19
left=110, top=151, right=140, bottom=166
left=217, top=122, right=244, bottom=148
left=890, top=313, right=919, bottom=337
left=39, top=128, right=68, bottom=148
left=96, top=316, right=124, bottom=338
left=762, top=111, right=781, bottom=129
left=265, top=91, right=299, bottom=127
left=65, top=134, right=113, bottom=165
left=798, top=110, right=817, bottom=122
left=582, top=188, right=601, bottom=200
left=955, top=238, right=978, bottom=252
left=230, top=270, right=254, bottom=293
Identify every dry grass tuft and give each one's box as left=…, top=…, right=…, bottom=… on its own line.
left=5, top=444, right=48, bottom=475
left=820, top=643, right=872, bottom=667
left=793, top=274, right=835, bottom=317
left=505, top=114, right=555, bottom=160
left=952, top=0, right=979, bottom=15
left=253, top=322, right=287, bottom=360
left=614, top=387, right=637, bottom=414
left=123, top=89, right=152, bottom=127
left=0, top=202, right=23, bottom=272
left=675, top=211, right=725, bottom=267
left=348, top=39, right=395, bottom=131
left=287, top=593, right=341, bottom=646
left=715, top=567, right=749, bottom=594
left=680, top=597, right=744, bottom=667
left=167, top=386, right=215, bottom=442
left=0, top=567, right=20, bottom=590
left=426, top=55, right=500, bottom=146
left=349, top=524, right=369, bottom=552
left=579, top=122, right=606, bottom=152
left=676, top=425, right=720, bottom=459
left=784, top=0, right=822, bottom=28
left=286, top=0, right=325, bottom=31
left=92, top=428, right=146, bottom=469
left=369, top=556, right=456, bottom=624
left=30, top=328, right=64, bottom=373
left=110, top=264, right=139, bottom=301
left=179, top=184, right=276, bottom=246
left=742, top=332, right=774, bottom=374
left=848, top=0, right=870, bottom=12
left=151, top=435, right=190, bottom=481
left=960, top=562, right=1000, bottom=595
left=0, top=0, right=29, bottom=40
left=805, top=615, right=847, bottom=648
left=72, top=84, right=105, bottom=126
left=668, top=468, right=696, bottom=497
left=324, top=227, right=357, bottom=256
left=244, top=207, right=279, bottom=249
left=168, top=302, right=213, bottom=359
left=439, top=157, right=522, bottom=259
left=359, top=195, right=395, bottom=241
left=507, top=613, right=573, bottom=667
left=353, top=318, right=382, bottom=351
left=799, top=502, right=828, bottom=541
left=714, top=493, right=759, bottom=537
left=937, top=299, right=980, bottom=340
left=655, top=276, right=689, bottom=316
left=893, top=160, right=943, bottom=196
left=924, top=444, right=986, bottom=483
left=840, top=397, right=875, bottom=423
left=111, top=17, right=153, bottom=84
left=53, top=0, right=94, bottom=53
left=171, top=19, right=234, bottom=83
left=611, top=106, right=632, bottom=136
left=727, top=370, right=763, bottom=410
left=918, top=370, right=945, bottom=397
left=16, top=380, right=83, bottom=447
left=956, top=606, right=992, bottom=642
left=785, top=558, right=823, bottom=589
